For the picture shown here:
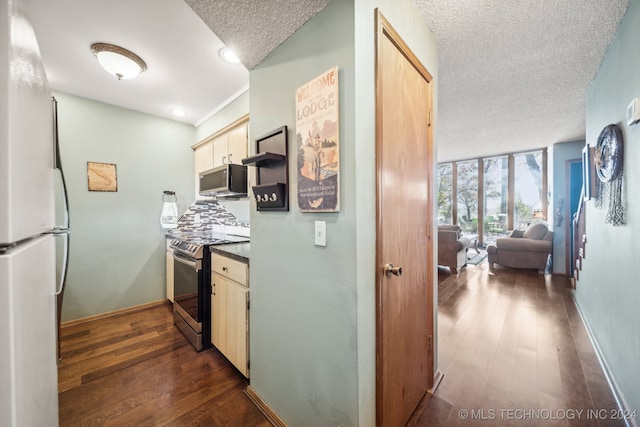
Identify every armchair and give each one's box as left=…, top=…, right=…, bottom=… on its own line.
left=438, top=225, right=470, bottom=274
left=486, top=223, right=553, bottom=273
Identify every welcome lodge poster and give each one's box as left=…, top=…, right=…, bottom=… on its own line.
left=295, top=66, right=340, bottom=212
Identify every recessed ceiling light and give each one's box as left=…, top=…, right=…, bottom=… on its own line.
left=219, top=47, right=240, bottom=65
left=90, top=43, right=147, bottom=80
left=170, top=108, right=187, bottom=117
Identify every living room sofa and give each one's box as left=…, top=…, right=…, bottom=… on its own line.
left=438, top=225, right=470, bottom=274
left=486, top=223, right=553, bottom=273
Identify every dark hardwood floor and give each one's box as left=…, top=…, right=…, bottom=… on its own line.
left=59, top=263, right=625, bottom=426
left=409, top=262, right=625, bottom=427
left=57, top=302, right=270, bottom=427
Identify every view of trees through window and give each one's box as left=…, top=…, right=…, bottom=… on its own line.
left=514, top=152, right=543, bottom=229
left=483, top=156, right=508, bottom=244
left=437, top=150, right=546, bottom=247
left=437, top=163, right=453, bottom=225
left=457, top=161, right=478, bottom=234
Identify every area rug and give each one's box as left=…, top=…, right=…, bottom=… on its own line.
left=467, top=250, right=488, bottom=265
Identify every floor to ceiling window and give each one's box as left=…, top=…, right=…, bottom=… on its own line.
left=514, top=151, right=544, bottom=229
left=483, top=156, right=508, bottom=245
left=437, top=163, right=453, bottom=225
left=437, top=149, right=548, bottom=247
left=456, top=160, right=478, bottom=236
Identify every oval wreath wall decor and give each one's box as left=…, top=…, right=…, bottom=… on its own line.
left=593, top=124, right=624, bottom=226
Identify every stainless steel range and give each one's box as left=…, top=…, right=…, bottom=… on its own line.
left=171, top=232, right=249, bottom=351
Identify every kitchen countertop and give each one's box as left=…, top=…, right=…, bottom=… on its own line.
left=209, top=242, right=250, bottom=264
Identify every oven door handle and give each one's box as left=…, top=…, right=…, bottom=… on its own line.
left=173, top=253, right=202, bottom=271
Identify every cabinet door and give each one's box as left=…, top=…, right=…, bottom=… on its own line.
left=226, top=124, right=248, bottom=165
left=195, top=142, right=214, bottom=198
left=210, top=272, right=249, bottom=377
left=195, top=141, right=214, bottom=173
left=211, top=272, right=228, bottom=351
left=212, top=135, right=228, bottom=167
left=224, top=279, right=249, bottom=377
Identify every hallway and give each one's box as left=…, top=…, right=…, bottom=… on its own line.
left=409, top=263, right=626, bottom=426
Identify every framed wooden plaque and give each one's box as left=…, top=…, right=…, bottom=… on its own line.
left=87, top=161, right=118, bottom=192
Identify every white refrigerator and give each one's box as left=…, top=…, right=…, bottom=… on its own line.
left=0, top=0, right=67, bottom=425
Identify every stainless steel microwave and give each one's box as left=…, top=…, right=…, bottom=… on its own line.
left=199, top=164, right=248, bottom=197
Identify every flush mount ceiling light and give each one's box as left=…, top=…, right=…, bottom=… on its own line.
left=219, top=47, right=240, bottom=65
left=170, top=108, right=187, bottom=117
left=90, top=42, right=147, bottom=80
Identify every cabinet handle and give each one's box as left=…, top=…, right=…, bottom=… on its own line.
left=222, top=155, right=227, bottom=164
left=228, top=153, right=233, bottom=163
left=222, top=266, right=228, bottom=272
left=212, top=283, right=216, bottom=296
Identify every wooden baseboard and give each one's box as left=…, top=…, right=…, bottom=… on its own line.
left=244, top=386, right=287, bottom=427
left=61, top=300, right=171, bottom=328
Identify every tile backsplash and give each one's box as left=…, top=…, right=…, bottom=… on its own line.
left=175, top=200, right=249, bottom=233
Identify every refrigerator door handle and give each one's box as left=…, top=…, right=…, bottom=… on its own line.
left=56, top=233, right=69, bottom=296
left=46, top=229, right=70, bottom=296
left=52, top=96, right=70, bottom=229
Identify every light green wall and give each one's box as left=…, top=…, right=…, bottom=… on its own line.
left=249, top=0, right=437, bottom=425
left=194, top=89, right=249, bottom=143
left=249, top=1, right=358, bottom=425
left=580, top=0, right=639, bottom=415
left=551, top=140, right=584, bottom=275
left=55, top=93, right=195, bottom=321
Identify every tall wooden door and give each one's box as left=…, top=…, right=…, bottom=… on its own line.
left=375, top=11, right=435, bottom=427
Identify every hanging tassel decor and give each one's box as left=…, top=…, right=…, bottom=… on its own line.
left=593, top=124, right=624, bottom=226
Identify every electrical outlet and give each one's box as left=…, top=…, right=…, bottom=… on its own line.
left=314, top=221, right=326, bottom=247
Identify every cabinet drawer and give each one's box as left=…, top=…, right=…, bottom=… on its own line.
left=211, top=253, right=248, bottom=286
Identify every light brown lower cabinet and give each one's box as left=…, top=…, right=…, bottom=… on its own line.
left=211, top=253, right=249, bottom=377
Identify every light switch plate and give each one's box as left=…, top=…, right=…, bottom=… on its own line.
left=314, top=221, right=326, bottom=247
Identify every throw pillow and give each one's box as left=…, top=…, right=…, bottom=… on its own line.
left=523, top=223, right=548, bottom=240
left=510, top=230, right=525, bottom=238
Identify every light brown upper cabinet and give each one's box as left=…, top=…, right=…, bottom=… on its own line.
left=213, top=124, right=247, bottom=167
left=192, top=114, right=249, bottom=197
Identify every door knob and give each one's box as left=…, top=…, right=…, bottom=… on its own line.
left=383, top=263, right=403, bottom=277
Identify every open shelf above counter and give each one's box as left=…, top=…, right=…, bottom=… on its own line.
left=241, top=126, right=289, bottom=211
left=241, top=152, right=286, bottom=168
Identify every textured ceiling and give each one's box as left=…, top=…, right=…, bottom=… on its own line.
left=27, top=0, right=630, bottom=158
left=415, top=0, right=630, bottom=161
left=184, top=0, right=332, bottom=70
